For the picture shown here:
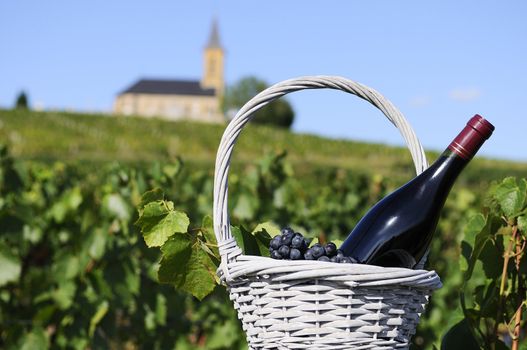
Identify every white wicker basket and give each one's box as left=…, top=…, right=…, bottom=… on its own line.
left=213, top=76, right=442, bottom=349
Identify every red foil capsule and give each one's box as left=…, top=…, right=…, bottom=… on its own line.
left=448, top=115, right=495, bottom=160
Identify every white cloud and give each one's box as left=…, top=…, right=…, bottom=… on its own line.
left=448, top=87, right=482, bottom=102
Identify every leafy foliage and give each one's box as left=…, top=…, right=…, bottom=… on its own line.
left=222, top=76, right=295, bottom=128
left=135, top=189, right=277, bottom=300
left=136, top=199, right=190, bottom=248
left=15, top=91, right=29, bottom=110
left=441, top=177, right=527, bottom=349
left=0, top=145, right=247, bottom=349
left=1, top=128, right=526, bottom=349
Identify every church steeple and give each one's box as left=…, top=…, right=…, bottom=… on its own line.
left=202, top=18, right=224, bottom=96
left=206, top=18, right=222, bottom=49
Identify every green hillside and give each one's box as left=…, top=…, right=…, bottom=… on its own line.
left=2, top=109, right=526, bottom=349
left=1, top=109, right=525, bottom=184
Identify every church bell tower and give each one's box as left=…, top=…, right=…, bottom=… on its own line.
left=202, top=19, right=225, bottom=97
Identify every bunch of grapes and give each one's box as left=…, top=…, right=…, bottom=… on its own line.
left=269, top=227, right=357, bottom=263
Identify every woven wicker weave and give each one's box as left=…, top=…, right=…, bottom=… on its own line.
left=213, top=76, right=442, bottom=349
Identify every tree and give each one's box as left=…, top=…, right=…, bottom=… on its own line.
left=222, top=76, right=295, bottom=128
left=15, top=91, right=29, bottom=110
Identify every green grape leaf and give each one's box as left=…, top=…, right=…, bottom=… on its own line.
left=158, top=235, right=192, bottom=282
left=478, top=280, right=498, bottom=318
left=33, top=305, right=56, bottom=325
left=102, top=193, right=131, bottom=221
left=89, top=300, right=109, bottom=337
left=520, top=177, right=527, bottom=205
left=201, top=215, right=219, bottom=257
left=144, top=306, right=156, bottom=331
left=49, top=186, right=83, bottom=223
left=479, top=239, right=502, bottom=280
left=205, top=318, right=240, bottom=349
left=461, top=213, right=490, bottom=280
left=440, top=318, right=480, bottom=350
left=494, top=177, right=526, bottom=218
left=158, top=235, right=217, bottom=300
left=518, top=215, right=527, bottom=235
left=0, top=241, right=21, bottom=287
left=253, top=230, right=272, bottom=257
left=163, top=160, right=183, bottom=178
left=19, top=327, right=48, bottom=350
left=463, top=213, right=487, bottom=246
left=459, top=241, right=472, bottom=273
left=345, top=193, right=360, bottom=211
left=231, top=226, right=258, bottom=256
left=155, top=293, right=167, bottom=326
left=233, top=193, right=258, bottom=220
left=273, top=185, right=288, bottom=208
left=136, top=200, right=189, bottom=247
left=308, top=236, right=320, bottom=247
left=52, top=255, right=81, bottom=284
left=332, top=239, right=344, bottom=247
left=53, top=281, right=77, bottom=310
left=138, top=188, right=164, bottom=209
left=231, top=224, right=273, bottom=257
left=174, top=241, right=218, bottom=300
left=252, top=222, right=279, bottom=257
left=252, top=221, right=281, bottom=237
left=87, top=228, right=107, bottom=260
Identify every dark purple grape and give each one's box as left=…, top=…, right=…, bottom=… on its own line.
left=304, top=249, right=315, bottom=260
left=336, top=249, right=345, bottom=258
left=339, top=257, right=353, bottom=263
left=271, top=250, right=283, bottom=259
left=324, top=242, right=337, bottom=257
left=270, top=236, right=282, bottom=250
left=269, top=246, right=275, bottom=253
left=311, top=244, right=325, bottom=259
left=281, top=233, right=294, bottom=246
left=330, top=256, right=339, bottom=263
left=281, top=227, right=294, bottom=236
left=290, top=248, right=303, bottom=260
left=278, top=245, right=290, bottom=259
left=291, top=235, right=304, bottom=249
left=318, top=256, right=330, bottom=262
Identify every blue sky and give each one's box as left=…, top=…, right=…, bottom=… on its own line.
left=1, top=1, right=525, bottom=161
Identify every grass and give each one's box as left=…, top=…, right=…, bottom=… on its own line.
left=1, top=108, right=526, bottom=185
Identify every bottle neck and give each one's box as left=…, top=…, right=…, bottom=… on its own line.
left=447, top=115, right=494, bottom=160
left=447, top=129, right=487, bottom=160
left=429, top=148, right=468, bottom=188
left=427, top=115, right=493, bottom=191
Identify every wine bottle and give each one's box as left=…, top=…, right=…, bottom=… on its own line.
left=339, top=115, right=494, bottom=268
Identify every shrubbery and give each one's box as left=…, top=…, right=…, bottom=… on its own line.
left=1, top=143, right=525, bottom=349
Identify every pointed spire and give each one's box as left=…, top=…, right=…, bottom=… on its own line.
left=206, top=18, right=222, bottom=49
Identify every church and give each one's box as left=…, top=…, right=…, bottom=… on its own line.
left=113, top=20, right=225, bottom=123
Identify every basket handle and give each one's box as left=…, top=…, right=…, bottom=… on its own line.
left=213, top=76, right=429, bottom=275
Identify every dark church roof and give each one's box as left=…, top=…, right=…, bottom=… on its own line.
left=120, top=79, right=216, bottom=96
